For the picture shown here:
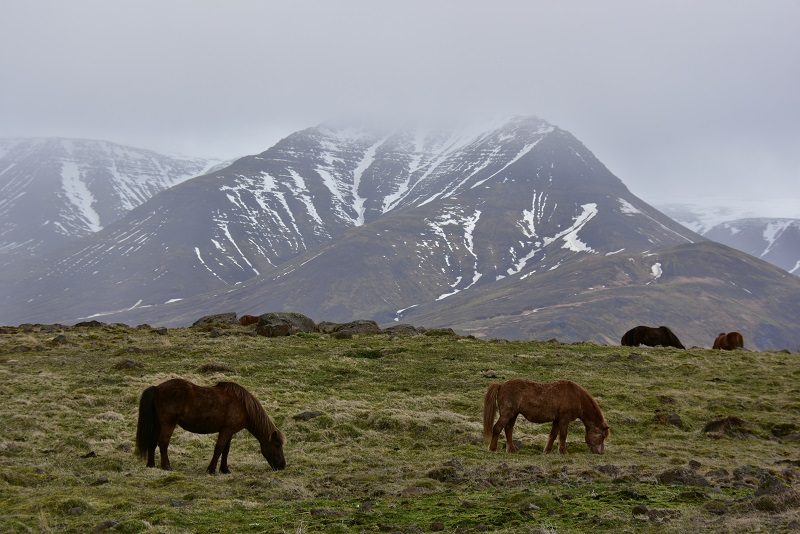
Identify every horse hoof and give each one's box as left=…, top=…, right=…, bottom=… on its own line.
left=220, top=468, right=230, bottom=474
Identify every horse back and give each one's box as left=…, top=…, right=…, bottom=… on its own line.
left=727, top=332, right=744, bottom=349
left=155, top=379, right=246, bottom=433
left=500, top=379, right=585, bottom=423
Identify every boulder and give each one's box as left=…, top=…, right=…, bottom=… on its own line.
left=317, top=321, right=341, bottom=334
left=424, top=328, right=458, bottom=337
left=74, top=320, right=105, bottom=328
left=257, top=312, right=316, bottom=336
left=331, top=320, right=381, bottom=335
left=192, top=313, right=238, bottom=328
left=383, top=324, right=420, bottom=336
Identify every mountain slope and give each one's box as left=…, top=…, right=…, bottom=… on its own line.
left=8, top=116, right=693, bottom=322
left=0, top=138, right=214, bottom=258
left=703, top=218, right=800, bottom=276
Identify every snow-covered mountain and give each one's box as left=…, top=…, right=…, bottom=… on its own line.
left=704, top=218, right=800, bottom=276
left=658, top=203, right=800, bottom=276
left=2, top=116, right=702, bottom=325
left=0, top=138, right=215, bottom=258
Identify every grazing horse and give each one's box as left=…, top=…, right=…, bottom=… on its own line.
left=135, top=378, right=285, bottom=473
left=621, top=325, right=685, bottom=349
left=713, top=331, right=744, bottom=350
left=483, top=379, right=609, bottom=454
left=239, top=315, right=259, bottom=326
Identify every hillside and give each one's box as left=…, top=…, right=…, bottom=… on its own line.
left=0, top=117, right=701, bottom=326
left=704, top=218, right=800, bottom=276
left=0, top=138, right=214, bottom=257
left=1, top=324, right=798, bottom=532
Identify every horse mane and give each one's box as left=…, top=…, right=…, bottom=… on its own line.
left=575, top=382, right=607, bottom=427
left=216, top=382, right=281, bottom=442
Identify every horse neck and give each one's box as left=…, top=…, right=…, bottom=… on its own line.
left=578, top=390, right=605, bottom=428
left=244, top=399, right=276, bottom=444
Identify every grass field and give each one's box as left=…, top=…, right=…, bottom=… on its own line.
left=1, top=324, right=798, bottom=533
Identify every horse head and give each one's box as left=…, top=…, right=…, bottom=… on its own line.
left=260, top=429, right=286, bottom=470
left=585, top=422, right=610, bottom=454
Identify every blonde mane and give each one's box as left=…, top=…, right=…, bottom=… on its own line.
left=217, top=382, right=281, bottom=442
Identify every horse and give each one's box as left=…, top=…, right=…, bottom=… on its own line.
left=713, top=331, right=744, bottom=350
left=135, top=378, right=285, bottom=473
left=239, top=315, right=259, bottom=326
left=483, top=379, right=609, bottom=454
left=621, top=325, right=685, bottom=349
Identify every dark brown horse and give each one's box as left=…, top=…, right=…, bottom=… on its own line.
left=713, top=331, right=744, bottom=350
left=621, top=325, right=685, bottom=349
left=135, top=378, right=285, bottom=473
left=239, top=315, right=259, bottom=326
left=483, top=379, right=609, bottom=454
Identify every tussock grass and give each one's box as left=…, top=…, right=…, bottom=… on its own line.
left=1, top=325, right=798, bottom=532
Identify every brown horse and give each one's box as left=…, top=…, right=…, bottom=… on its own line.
left=621, top=325, right=685, bottom=349
left=713, top=332, right=744, bottom=350
left=135, top=378, right=285, bottom=473
left=239, top=315, right=259, bottom=326
left=483, top=379, right=609, bottom=454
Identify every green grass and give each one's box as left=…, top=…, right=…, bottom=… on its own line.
left=1, top=325, right=798, bottom=533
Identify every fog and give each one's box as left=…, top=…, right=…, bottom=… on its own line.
left=1, top=1, right=798, bottom=214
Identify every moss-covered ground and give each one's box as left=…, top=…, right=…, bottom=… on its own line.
left=1, top=324, right=798, bottom=532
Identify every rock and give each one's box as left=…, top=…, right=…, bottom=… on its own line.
left=424, top=328, right=457, bottom=337
left=632, top=504, right=649, bottom=518
left=430, top=521, right=445, bottom=531
left=293, top=411, right=323, bottom=421
left=316, top=321, right=341, bottom=334
left=197, top=362, right=235, bottom=374
left=703, top=416, right=754, bottom=438
left=69, top=507, right=84, bottom=515
left=734, top=465, right=772, bottom=485
left=705, top=468, right=729, bottom=480
left=39, top=324, right=61, bottom=333
left=113, top=359, right=143, bottom=369
left=93, top=520, right=119, bottom=532
left=136, top=324, right=152, bottom=330
left=192, top=313, right=238, bottom=328
left=596, top=464, right=620, bottom=478
left=383, top=324, right=420, bottom=336
left=208, top=328, right=224, bottom=338
left=170, top=499, right=189, bottom=507
left=153, top=327, right=168, bottom=335
left=257, top=312, right=317, bottom=334
left=332, top=329, right=353, bottom=339
left=653, top=411, right=684, bottom=429
left=657, top=468, right=710, bottom=487
left=427, top=460, right=465, bottom=483
left=771, top=423, right=798, bottom=438
left=51, top=334, right=67, bottom=345
left=255, top=323, right=293, bottom=337
left=75, top=320, right=105, bottom=328
left=481, top=370, right=498, bottom=378
left=755, top=473, right=790, bottom=496
left=81, top=451, right=97, bottom=458
left=688, top=460, right=702, bottom=470
left=331, top=320, right=381, bottom=335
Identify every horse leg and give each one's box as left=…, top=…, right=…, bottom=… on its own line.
left=504, top=414, right=519, bottom=453
left=157, top=423, right=176, bottom=470
left=146, top=446, right=156, bottom=468
left=557, top=420, right=569, bottom=454
left=219, top=438, right=233, bottom=474
left=544, top=420, right=559, bottom=453
left=207, top=430, right=234, bottom=474
left=490, top=411, right=513, bottom=452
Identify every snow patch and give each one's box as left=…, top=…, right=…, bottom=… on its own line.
left=651, top=262, right=663, bottom=280
left=60, top=161, right=102, bottom=232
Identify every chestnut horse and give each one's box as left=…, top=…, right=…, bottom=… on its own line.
left=483, top=379, right=609, bottom=454
left=621, top=325, right=685, bottom=349
left=135, top=378, right=285, bottom=473
left=713, top=331, right=744, bottom=350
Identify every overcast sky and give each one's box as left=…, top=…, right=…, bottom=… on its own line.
left=2, top=1, right=798, bottom=215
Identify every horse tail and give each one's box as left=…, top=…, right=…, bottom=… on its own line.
left=483, top=383, right=501, bottom=444
left=135, top=386, right=159, bottom=460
